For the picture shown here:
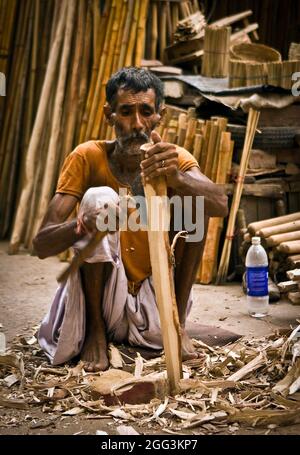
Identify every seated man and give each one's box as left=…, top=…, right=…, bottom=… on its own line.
left=33, top=67, right=228, bottom=371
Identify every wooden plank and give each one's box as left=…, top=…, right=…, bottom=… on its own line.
left=141, top=144, right=182, bottom=395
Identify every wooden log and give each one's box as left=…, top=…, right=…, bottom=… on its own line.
left=150, top=1, right=158, bottom=60
left=9, top=1, right=68, bottom=253
left=183, top=117, right=196, bottom=152
left=278, top=241, right=300, bottom=255
left=287, top=269, right=300, bottom=281
left=248, top=212, right=300, bottom=235
left=287, top=292, right=300, bottom=305
left=141, top=143, right=182, bottom=395
left=277, top=281, right=299, bottom=293
left=266, top=231, right=300, bottom=247
left=259, top=220, right=300, bottom=239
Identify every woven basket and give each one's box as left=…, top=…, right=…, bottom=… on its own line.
left=230, top=43, right=281, bottom=64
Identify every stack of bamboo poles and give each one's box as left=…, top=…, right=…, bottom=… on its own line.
left=216, top=108, right=260, bottom=284
left=241, top=212, right=300, bottom=304
left=202, top=26, right=231, bottom=78
left=144, top=0, right=202, bottom=61
left=153, top=106, right=236, bottom=284
left=288, top=42, right=300, bottom=61
left=0, top=0, right=149, bottom=253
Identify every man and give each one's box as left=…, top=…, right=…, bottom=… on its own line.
left=33, top=67, right=228, bottom=372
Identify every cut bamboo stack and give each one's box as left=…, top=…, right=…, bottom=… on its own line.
left=242, top=212, right=300, bottom=301
left=202, top=26, right=231, bottom=78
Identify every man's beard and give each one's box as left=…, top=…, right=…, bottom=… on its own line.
left=116, top=131, right=150, bottom=155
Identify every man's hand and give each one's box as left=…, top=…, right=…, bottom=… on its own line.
left=77, top=201, right=120, bottom=235
left=140, top=130, right=180, bottom=188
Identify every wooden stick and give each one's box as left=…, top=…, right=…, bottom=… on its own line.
left=57, top=231, right=108, bottom=283
left=141, top=143, right=182, bottom=395
left=216, top=108, right=260, bottom=284
left=266, top=231, right=300, bottom=247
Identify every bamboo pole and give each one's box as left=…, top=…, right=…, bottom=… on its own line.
left=159, top=2, right=167, bottom=62
left=141, top=143, right=182, bottom=395
left=112, top=0, right=128, bottom=72
left=32, top=0, right=76, bottom=240
left=60, top=0, right=86, bottom=168
left=216, top=108, right=260, bottom=284
left=135, top=0, right=149, bottom=66
left=259, top=220, right=300, bottom=239
left=79, top=0, right=109, bottom=142
left=150, top=1, right=158, bottom=60
left=84, top=1, right=115, bottom=141
left=9, top=1, right=68, bottom=253
left=124, top=0, right=139, bottom=67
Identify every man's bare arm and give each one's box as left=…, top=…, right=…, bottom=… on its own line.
left=174, top=167, right=228, bottom=218
left=33, top=193, right=83, bottom=259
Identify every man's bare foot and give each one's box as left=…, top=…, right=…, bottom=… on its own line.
left=181, top=327, right=200, bottom=361
left=80, top=330, right=109, bottom=372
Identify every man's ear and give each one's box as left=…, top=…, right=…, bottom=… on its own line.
left=104, top=103, right=115, bottom=126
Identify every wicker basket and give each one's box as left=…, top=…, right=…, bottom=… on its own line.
left=230, top=43, right=281, bottom=64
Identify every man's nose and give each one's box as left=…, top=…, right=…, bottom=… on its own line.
left=132, top=112, right=144, bottom=132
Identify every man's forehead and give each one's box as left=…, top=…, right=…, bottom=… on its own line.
left=115, top=87, right=156, bottom=105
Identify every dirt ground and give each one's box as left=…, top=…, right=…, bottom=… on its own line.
left=0, top=241, right=299, bottom=436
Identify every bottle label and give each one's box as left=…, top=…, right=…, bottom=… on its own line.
left=246, top=266, right=268, bottom=297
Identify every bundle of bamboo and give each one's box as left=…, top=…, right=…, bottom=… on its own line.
left=229, top=60, right=267, bottom=88
left=202, top=26, right=231, bottom=78
left=1, top=0, right=150, bottom=253
left=288, top=42, right=300, bottom=61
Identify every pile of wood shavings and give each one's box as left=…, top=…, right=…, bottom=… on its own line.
left=0, top=324, right=300, bottom=435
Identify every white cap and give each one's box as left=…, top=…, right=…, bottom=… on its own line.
left=252, top=236, right=261, bottom=245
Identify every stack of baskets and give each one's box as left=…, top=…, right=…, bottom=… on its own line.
left=229, top=42, right=282, bottom=88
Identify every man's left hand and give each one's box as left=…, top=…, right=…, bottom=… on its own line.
left=140, top=130, right=180, bottom=188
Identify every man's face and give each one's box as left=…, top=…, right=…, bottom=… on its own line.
left=111, top=88, right=161, bottom=158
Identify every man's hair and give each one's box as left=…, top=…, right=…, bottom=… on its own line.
left=106, top=67, right=164, bottom=111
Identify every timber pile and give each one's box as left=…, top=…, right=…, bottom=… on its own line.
left=1, top=0, right=150, bottom=253
left=1, top=324, right=300, bottom=433
left=241, top=212, right=300, bottom=296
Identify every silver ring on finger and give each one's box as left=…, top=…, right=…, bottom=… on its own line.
left=161, top=159, right=165, bottom=168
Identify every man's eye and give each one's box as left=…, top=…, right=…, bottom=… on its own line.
left=121, top=110, right=130, bottom=116
left=143, top=111, right=152, bottom=116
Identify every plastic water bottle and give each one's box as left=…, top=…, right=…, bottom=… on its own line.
left=245, top=236, right=269, bottom=318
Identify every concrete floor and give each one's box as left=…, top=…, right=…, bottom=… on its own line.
left=0, top=241, right=299, bottom=345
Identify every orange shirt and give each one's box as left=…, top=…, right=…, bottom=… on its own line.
left=56, top=140, right=199, bottom=286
